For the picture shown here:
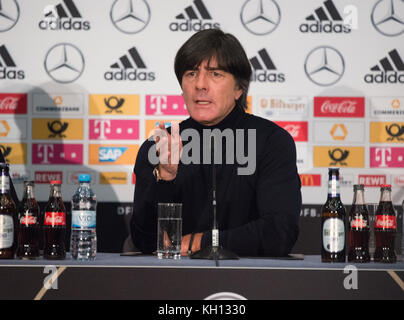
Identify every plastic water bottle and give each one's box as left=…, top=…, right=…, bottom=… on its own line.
left=71, top=174, right=97, bottom=260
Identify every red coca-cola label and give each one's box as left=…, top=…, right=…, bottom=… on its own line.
left=314, top=97, right=365, bottom=117
left=375, top=215, right=396, bottom=229
left=20, top=215, right=37, bottom=226
left=350, top=218, right=368, bottom=229
left=44, top=212, right=66, bottom=226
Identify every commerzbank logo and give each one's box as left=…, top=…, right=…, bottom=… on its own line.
left=104, top=46, right=155, bottom=81
left=170, top=0, right=220, bottom=32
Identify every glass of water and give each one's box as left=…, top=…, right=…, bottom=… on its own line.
left=157, top=203, right=182, bottom=259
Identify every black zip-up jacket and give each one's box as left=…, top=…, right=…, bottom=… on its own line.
left=131, top=105, right=301, bottom=257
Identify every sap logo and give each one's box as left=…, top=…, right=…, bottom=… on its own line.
left=99, top=147, right=127, bottom=162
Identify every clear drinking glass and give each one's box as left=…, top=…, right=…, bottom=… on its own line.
left=157, top=203, right=182, bottom=259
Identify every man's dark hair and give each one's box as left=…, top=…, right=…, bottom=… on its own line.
left=174, top=29, right=252, bottom=111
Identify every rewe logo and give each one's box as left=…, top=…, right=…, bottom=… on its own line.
left=250, top=48, right=285, bottom=83
left=364, top=49, right=404, bottom=84
left=300, top=0, right=351, bottom=33
left=0, top=45, right=24, bottom=80
left=169, top=0, right=220, bottom=32
left=39, top=0, right=90, bottom=31
left=104, top=46, right=155, bottom=81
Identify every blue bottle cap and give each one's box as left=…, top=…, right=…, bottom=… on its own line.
left=78, top=174, right=91, bottom=183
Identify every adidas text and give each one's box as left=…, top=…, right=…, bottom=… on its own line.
left=169, top=20, right=220, bottom=32
left=0, top=68, right=25, bottom=80
left=251, top=71, right=285, bottom=83
left=299, top=21, right=351, bottom=33
left=104, top=69, right=155, bottom=81
left=364, top=72, right=404, bottom=84
left=39, top=18, right=90, bottom=31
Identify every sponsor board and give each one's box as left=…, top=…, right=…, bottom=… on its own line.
left=299, top=174, right=321, bottom=186
left=370, top=97, right=404, bottom=118
left=314, top=97, right=365, bottom=117
left=89, top=94, right=140, bottom=115
left=370, top=147, right=404, bottom=168
left=89, top=144, right=139, bottom=165
left=32, top=118, right=83, bottom=140
left=67, top=171, right=95, bottom=185
left=255, top=96, right=308, bottom=118
left=145, top=119, right=185, bottom=139
left=275, top=121, right=308, bottom=142
left=89, top=119, right=139, bottom=140
left=370, top=122, right=404, bottom=143
left=32, top=143, right=83, bottom=164
left=313, top=146, right=364, bottom=167
left=146, top=95, right=188, bottom=116
left=10, top=171, right=30, bottom=184
left=99, top=172, right=127, bottom=185
left=296, top=146, right=309, bottom=170
left=0, top=143, right=26, bottom=164
left=393, top=175, right=404, bottom=187
left=34, top=171, right=63, bottom=184
left=314, top=121, right=365, bottom=143
left=0, top=93, right=27, bottom=114
left=0, top=119, right=27, bottom=139
left=33, top=93, right=84, bottom=115
left=358, top=174, right=388, bottom=187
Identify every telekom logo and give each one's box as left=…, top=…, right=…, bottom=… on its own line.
left=370, top=147, right=404, bottom=168
left=32, top=144, right=83, bottom=164
left=89, top=119, right=139, bottom=140
left=314, top=97, right=364, bottom=117
left=145, top=95, right=188, bottom=116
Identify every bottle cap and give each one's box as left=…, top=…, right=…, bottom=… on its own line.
left=50, top=180, right=62, bottom=185
left=380, top=184, right=391, bottom=189
left=78, top=174, right=91, bottom=183
left=353, top=184, right=364, bottom=191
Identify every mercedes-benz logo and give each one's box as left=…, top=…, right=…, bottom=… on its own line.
left=0, top=0, right=19, bottom=32
left=44, top=43, right=85, bottom=84
left=240, top=0, right=281, bottom=35
left=371, top=0, right=404, bottom=37
left=304, top=46, right=345, bottom=87
left=110, top=0, right=150, bottom=34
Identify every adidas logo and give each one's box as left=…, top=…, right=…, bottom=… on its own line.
left=299, top=0, right=351, bottom=33
left=250, top=49, right=285, bottom=83
left=169, top=0, right=220, bottom=32
left=0, top=45, right=25, bottom=80
left=364, top=49, right=404, bottom=84
left=39, top=0, right=90, bottom=31
left=104, top=47, right=155, bottom=81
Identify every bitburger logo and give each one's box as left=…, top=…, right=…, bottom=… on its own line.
left=300, top=0, right=351, bottom=33
left=39, top=0, right=90, bottom=31
left=169, top=0, right=220, bottom=32
left=0, top=44, right=25, bottom=80
left=364, top=49, right=404, bottom=84
left=250, top=48, right=285, bottom=82
left=104, top=46, right=155, bottom=81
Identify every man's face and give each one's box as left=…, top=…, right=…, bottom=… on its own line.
left=181, top=57, right=242, bottom=126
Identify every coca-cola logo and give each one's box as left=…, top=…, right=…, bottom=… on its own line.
left=275, top=121, right=308, bottom=142
left=320, top=100, right=357, bottom=114
left=20, top=215, right=37, bottom=226
left=350, top=218, right=368, bottom=229
left=44, top=212, right=66, bottom=226
left=0, top=97, right=18, bottom=111
left=375, top=215, right=396, bottom=229
left=314, top=97, right=365, bottom=118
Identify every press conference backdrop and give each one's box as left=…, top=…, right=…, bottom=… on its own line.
left=1, top=0, right=403, bottom=207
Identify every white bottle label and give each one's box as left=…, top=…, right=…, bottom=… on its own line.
left=72, top=210, right=96, bottom=229
left=0, top=214, right=14, bottom=249
left=323, top=218, right=345, bottom=253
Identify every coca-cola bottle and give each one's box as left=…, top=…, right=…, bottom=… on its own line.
left=43, top=180, right=66, bottom=260
left=0, top=163, right=17, bottom=259
left=348, top=184, right=370, bottom=263
left=17, top=181, right=40, bottom=259
left=321, top=168, right=346, bottom=262
left=374, top=184, right=396, bottom=263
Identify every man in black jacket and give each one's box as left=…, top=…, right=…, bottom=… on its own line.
left=131, top=29, right=301, bottom=257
